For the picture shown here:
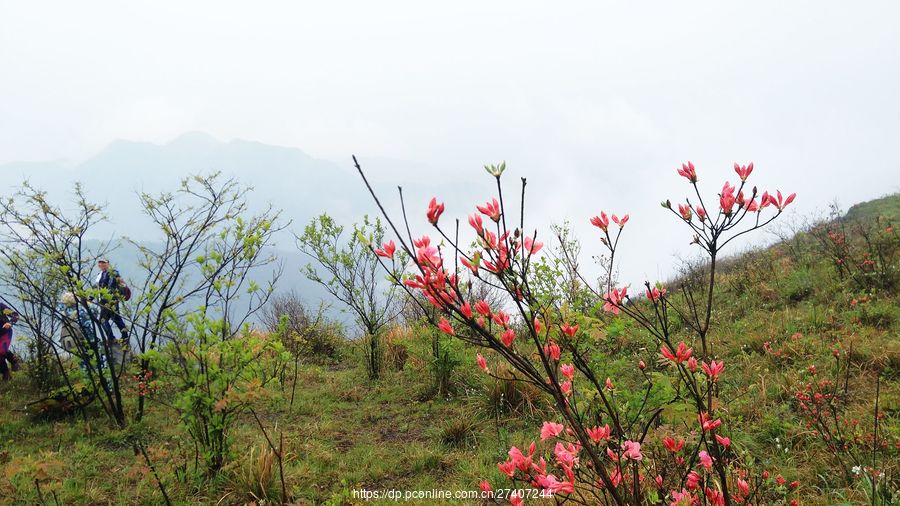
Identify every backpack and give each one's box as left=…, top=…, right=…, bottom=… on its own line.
left=115, top=273, right=132, bottom=301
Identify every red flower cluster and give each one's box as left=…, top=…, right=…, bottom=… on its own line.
left=129, top=369, right=158, bottom=397
left=403, top=236, right=459, bottom=309
left=673, top=161, right=796, bottom=220
left=661, top=341, right=692, bottom=364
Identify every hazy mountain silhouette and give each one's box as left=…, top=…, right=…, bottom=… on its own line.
left=0, top=132, right=370, bottom=239
left=0, top=132, right=496, bottom=328
left=0, top=133, right=384, bottom=327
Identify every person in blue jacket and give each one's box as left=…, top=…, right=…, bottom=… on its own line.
left=94, top=258, right=128, bottom=343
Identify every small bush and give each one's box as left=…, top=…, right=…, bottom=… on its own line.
left=429, top=337, right=461, bottom=399
left=262, top=292, right=345, bottom=364
left=227, top=445, right=277, bottom=502
left=482, top=366, right=546, bottom=418
left=382, top=326, right=411, bottom=371
left=856, top=299, right=897, bottom=329
left=438, top=417, right=479, bottom=448
left=782, top=268, right=814, bottom=302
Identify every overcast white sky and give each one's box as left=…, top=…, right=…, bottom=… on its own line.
left=1, top=1, right=899, bottom=283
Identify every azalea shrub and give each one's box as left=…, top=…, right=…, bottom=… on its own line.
left=356, top=158, right=808, bottom=505
left=792, top=353, right=893, bottom=501
left=811, top=210, right=899, bottom=292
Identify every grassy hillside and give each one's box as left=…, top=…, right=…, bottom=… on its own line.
left=1, top=196, right=898, bottom=505
left=845, top=193, right=900, bottom=222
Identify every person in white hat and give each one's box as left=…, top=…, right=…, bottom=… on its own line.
left=94, top=258, right=129, bottom=343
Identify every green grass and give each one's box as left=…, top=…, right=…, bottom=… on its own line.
left=0, top=359, right=543, bottom=505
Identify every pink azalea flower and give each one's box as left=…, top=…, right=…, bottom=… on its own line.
left=661, top=341, right=692, bottom=364
left=734, top=162, right=753, bottom=181
left=678, top=161, right=698, bottom=183
left=501, top=328, right=516, bottom=347
left=560, top=323, right=578, bottom=337
left=663, top=436, right=684, bottom=453
left=477, top=198, right=501, bottom=222
left=427, top=197, right=445, bottom=225
left=647, top=286, right=667, bottom=302
left=540, top=421, right=565, bottom=440
left=720, top=181, right=737, bottom=215
left=544, top=340, right=561, bottom=361
left=701, top=360, right=725, bottom=381
left=523, top=236, right=543, bottom=255
left=492, top=310, right=510, bottom=327
left=698, top=412, right=722, bottom=432
left=603, top=286, right=628, bottom=314
left=610, top=467, right=623, bottom=487
left=715, top=434, right=731, bottom=448
left=476, top=354, right=488, bottom=372
left=438, top=317, right=454, bottom=336
left=696, top=206, right=707, bottom=222
left=737, top=478, right=749, bottom=497
left=587, top=424, right=611, bottom=443
left=498, top=460, right=515, bottom=477
left=374, top=240, right=396, bottom=259
left=612, top=214, right=629, bottom=228
left=698, top=450, right=713, bottom=470
left=670, top=488, right=694, bottom=506
left=687, top=356, right=698, bottom=372
left=509, top=446, right=532, bottom=472
left=554, top=441, right=580, bottom=467
left=686, top=471, right=701, bottom=490
left=705, top=487, right=725, bottom=506
left=468, top=213, right=483, bottom=233
left=622, top=440, right=642, bottom=461
left=590, top=212, right=610, bottom=231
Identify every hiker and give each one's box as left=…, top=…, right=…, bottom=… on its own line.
left=94, top=258, right=129, bottom=343
left=59, top=291, right=104, bottom=371
left=0, top=302, right=20, bottom=381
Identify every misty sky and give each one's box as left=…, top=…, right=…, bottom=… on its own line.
left=1, top=1, right=899, bottom=284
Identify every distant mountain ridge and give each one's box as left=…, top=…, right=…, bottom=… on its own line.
left=0, top=133, right=379, bottom=326
left=0, top=132, right=368, bottom=242
left=0, top=133, right=477, bottom=329
left=0, top=132, right=476, bottom=240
